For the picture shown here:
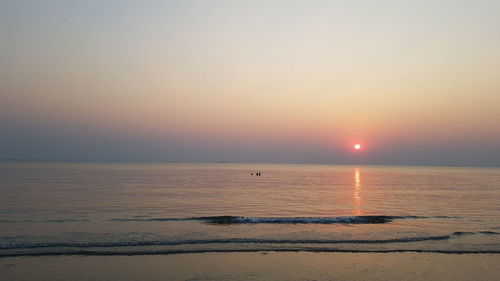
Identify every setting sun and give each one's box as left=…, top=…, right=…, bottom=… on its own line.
left=354, top=144, right=361, bottom=150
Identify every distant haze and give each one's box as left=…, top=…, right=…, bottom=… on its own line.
left=1, top=0, right=500, bottom=166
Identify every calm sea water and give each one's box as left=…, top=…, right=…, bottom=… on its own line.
left=0, top=162, right=499, bottom=256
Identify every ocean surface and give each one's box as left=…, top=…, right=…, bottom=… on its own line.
left=0, top=162, right=499, bottom=257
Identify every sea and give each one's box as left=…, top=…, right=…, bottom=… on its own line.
left=0, top=162, right=499, bottom=257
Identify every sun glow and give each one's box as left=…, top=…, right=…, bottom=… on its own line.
left=354, top=144, right=361, bottom=150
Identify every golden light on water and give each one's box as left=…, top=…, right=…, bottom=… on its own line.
left=353, top=167, right=362, bottom=215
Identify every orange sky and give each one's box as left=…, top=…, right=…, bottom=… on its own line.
left=1, top=1, right=500, bottom=165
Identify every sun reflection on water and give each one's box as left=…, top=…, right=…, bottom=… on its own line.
left=353, top=167, right=362, bottom=215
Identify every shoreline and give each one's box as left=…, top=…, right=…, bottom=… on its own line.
left=2, top=248, right=500, bottom=258
left=2, top=252, right=500, bottom=281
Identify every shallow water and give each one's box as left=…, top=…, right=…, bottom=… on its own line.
left=0, top=162, right=499, bottom=256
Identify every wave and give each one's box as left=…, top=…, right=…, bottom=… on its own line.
left=2, top=230, right=498, bottom=257
left=110, top=215, right=433, bottom=224
left=450, top=231, right=500, bottom=237
left=0, top=234, right=463, bottom=250
left=1, top=248, right=499, bottom=258
left=1, top=215, right=456, bottom=225
left=479, top=231, right=500, bottom=235
left=451, top=231, right=476, bottom=236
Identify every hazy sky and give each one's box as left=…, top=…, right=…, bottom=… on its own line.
left=1, top=0, right=500, bottom=165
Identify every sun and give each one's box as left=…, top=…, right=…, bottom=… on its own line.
left=354, top=144, right=361, bottom=150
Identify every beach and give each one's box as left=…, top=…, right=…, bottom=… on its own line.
left=2, top=252, right=499, bottom=281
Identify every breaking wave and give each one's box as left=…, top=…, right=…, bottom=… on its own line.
left=110, top=215, right=434, bottom=224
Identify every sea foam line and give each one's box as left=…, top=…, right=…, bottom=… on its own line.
left=1, top=248, right=499, bottom=258
left=0, top=235, right=455, bottom=250
left=2, top=230, right=495, bottom=250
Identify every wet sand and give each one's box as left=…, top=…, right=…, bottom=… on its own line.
left=1, top=252, right=499, bottom=281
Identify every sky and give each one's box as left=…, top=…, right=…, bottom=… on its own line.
left=1, top=0, right=500, bottom=166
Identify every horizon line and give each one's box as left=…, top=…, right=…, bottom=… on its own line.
left=1, top=159, right=499, bottom=169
